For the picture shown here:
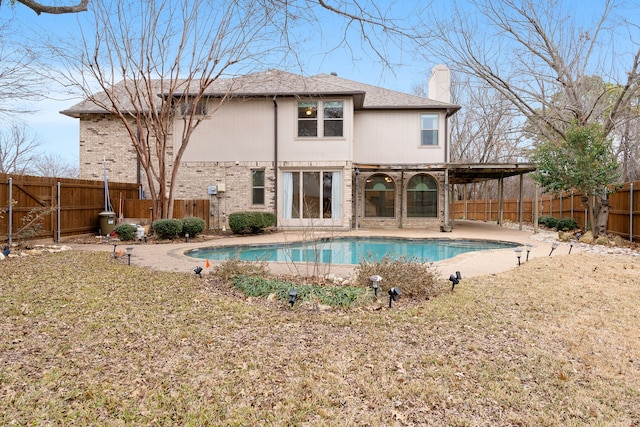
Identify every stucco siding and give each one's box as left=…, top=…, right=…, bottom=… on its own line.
left=353, top=110, right=447, bottom=164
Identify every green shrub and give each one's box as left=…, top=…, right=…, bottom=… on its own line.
left=181, top=216, right=206, bottom=237
left=556, top=217, right=578, bottom=231
left=152, top=219, right=183, bottom=239
left=228, top=211, right=276, bottom=235
left=354, top=254, right=440, bottom=299
left=231, top=276, right=369, bottom=308
left=114, top=223, right=137, bottom=241
left=538, top=216, right=558, bottom=229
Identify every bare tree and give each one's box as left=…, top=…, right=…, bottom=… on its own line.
left=425, top=0, right=640, bottom=233
left=32, top=153, right=78, bottom=177
left=58, top=0, right=421, bottom=220
left=427, top=0, right=640, bottom=143
left=2, top=0, right=88, bottom=15
left=0, top=123, right=40, bottom=174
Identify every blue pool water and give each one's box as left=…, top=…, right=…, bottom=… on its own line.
left=186, top=237, right=519, bottom=265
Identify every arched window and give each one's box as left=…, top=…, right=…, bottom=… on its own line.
left=364, top=174, right=395, bottom=217
left=407, top=174, right=438, bottom=217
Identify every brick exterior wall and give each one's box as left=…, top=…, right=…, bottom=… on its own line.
left=354, top=171, right=445, bottom=230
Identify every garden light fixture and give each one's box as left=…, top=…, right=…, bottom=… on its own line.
left=369, top=275, right=382, bottom=297
left=288, top=288, right=298, bottom=307
left=549, top=241, right=560, bottom=256
left=449, top=271, right=462, bottom=291
left=193, top=266, right=203, bottom=278
left=525, top=243, right=533, bottom=261
left=112, top=238, right=119, bottom=258
left=569, top=239, right=576, bottom=254
left=185, top=232, right=189, bottom=243
left=514, top=247, right=523, bottom=266
left=125, top=247, right=133, bottom=265
left=388, top=287, right=401, bottom=308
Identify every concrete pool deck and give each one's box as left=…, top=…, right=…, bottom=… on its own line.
left=67, top=220, right=569, bottom=279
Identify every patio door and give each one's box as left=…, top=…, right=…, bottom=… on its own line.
left=281, top=170, right=341, bottom=226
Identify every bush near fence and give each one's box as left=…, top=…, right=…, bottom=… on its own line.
left=453, top=181, right=640, bottom=241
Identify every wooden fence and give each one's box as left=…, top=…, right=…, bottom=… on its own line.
left=1, top=173, right=211, bottom=242
left=453, top=181, right=640, bottom=241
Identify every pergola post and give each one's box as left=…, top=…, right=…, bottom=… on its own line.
left=518, top=173, right=524, bottom=230
left=498, top=176, right=504, bottom=226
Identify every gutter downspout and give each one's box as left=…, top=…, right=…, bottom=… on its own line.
left=273, top=98, right=278, bottom=226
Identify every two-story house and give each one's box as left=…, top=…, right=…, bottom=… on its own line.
left=63, top=66, right=469, bottom=230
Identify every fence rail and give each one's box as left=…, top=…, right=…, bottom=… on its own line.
left=453, top=181, right=640, bottom=241
left=1, top=174, right=210, bottom=243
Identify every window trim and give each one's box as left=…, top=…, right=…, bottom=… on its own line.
left=420, top=113, right=439, bottom=146
left=297, top=100, right=344, bottom=139
left=251, top=169, right=265, bottom=206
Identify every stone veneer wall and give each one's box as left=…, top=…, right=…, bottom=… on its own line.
left=174, top=161, right=276, bottom=229
left=354, top=171, right=445, bottom=230
left=79, top=114, right=141, bottom=184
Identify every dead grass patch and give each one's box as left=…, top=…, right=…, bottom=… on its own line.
left=1, top=251, right=640, bottom=425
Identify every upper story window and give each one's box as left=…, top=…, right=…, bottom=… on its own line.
left=298, top=101, right=343, bottom=138
left=420, top=114, right=439, bottom=146
left=180, top=99, right=208, bottom=116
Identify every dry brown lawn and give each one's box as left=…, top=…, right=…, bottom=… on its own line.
left=1, top=250, right=640, bottom=426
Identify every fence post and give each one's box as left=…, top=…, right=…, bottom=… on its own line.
left=631, top=182, right=634, bottom=243
left=560, top=194, right=563, bottom=218
left=570, top=191, right=574, bottom=220
left=549, top=195, right=552, bottom=216
left=8, top=177, right=12, bottom=246
left=57, top=182, right=61, bottom=243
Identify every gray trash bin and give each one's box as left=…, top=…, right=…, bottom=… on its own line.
left=98, top=211, right=117, bottom=235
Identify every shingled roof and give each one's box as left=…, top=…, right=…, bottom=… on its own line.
left=61, top=69, right=459, bottom=117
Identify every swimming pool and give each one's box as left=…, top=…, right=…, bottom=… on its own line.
left=185, top=237, right=519, bottom=265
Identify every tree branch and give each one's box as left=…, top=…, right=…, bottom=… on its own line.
left=15, top=0, right=88, bottom=15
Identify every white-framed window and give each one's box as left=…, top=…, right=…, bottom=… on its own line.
left=180, top=99, right=208, bottom=116
left=252, top=169, right=265, bottom=205
left=420, top=114, right=439, bottom=146
left=297, top=101, right=343, bottom=138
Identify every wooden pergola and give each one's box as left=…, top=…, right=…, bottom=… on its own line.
left=353, top=162, right=538, bottom=231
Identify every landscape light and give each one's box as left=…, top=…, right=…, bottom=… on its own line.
left=569, top=239, right=576, bottom=254
left=514, top=247, right=523, bottom=266
left=185, top=232, right=189, bottom=243
left=549, top=241, right=560, bottom=256
left=125, top=247, right=134, bottom=265
left=369, top=275, right=382, bottom=297
left=525, top=243, right=533, bottom=261
left=193, top=266, right=203, bottom=278
left=288, top=288, right=298, bottom=307
left=112, top=238, right=120, bottom=258
left=449, top=272, right=461, bottom=291
left=388, top=287, right=401, bottom=308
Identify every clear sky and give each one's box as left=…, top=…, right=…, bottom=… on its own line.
left=1, top=1, right=433, bottom=167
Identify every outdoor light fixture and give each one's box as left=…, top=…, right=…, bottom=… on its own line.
left=525, top=243, right=533, bottom=261
left=514, top=247, right=523, bottom=266
left=549, top=241, right=560, bottom=256
left=185, top=232, right=189, bottom=243
left=569, top=239, right=576, bottom=254
left=112, top=238, right=120, bottom=258
left=288, top=288, right=298, bottom=307
left=449, top=271, right=462, bottom=291
left=369, top=275, right=382, bottom=297
left=125, top=247, right=134, bottom=265
left=193, top=266, right=203, bottom=278
left=388, top=287, right=401, bottom=308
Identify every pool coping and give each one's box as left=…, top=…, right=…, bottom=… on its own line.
left=67, top=220, right=568, bottom=279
